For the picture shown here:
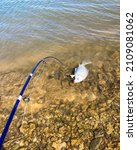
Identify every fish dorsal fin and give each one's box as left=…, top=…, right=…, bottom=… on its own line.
left=82, top=60, right=92, bottom=66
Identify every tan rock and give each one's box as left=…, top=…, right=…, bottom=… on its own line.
left=107, top=123, right=114, bottom=135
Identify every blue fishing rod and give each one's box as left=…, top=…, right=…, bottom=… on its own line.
left=0, top=56, right=63, bottom=148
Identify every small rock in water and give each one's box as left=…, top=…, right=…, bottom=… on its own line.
left=89, top=137, right=102, bottom=150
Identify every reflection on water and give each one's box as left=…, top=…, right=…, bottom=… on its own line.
left=0, top=0, right=119, bottom=71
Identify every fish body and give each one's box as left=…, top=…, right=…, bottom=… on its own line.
left=70, top=61, right=91, bottom=83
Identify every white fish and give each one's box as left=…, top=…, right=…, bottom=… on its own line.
left=70, top=61, right=91, bottom=83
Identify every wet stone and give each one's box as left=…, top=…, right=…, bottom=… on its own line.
left=89, top=137, right=103, bottom=150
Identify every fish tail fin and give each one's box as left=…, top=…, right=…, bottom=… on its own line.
left=82, top=60, right=92, bottom=66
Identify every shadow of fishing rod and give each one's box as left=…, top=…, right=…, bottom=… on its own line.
left=0, top=56, right=64, bottom=148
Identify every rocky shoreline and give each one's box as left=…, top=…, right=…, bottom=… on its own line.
left=0, top=50, right=119, bottom=150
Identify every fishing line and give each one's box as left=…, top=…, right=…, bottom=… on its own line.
left=22, top=99, right=29, bottom=122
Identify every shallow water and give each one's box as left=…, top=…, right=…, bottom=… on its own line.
left=0, top=0, right=119, bottom=72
